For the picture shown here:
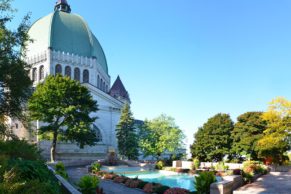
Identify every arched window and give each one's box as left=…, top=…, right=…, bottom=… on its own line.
left=103, top=82, right=105, bottom=91
left=100, top=79, right=103, bottom=90
left=74, top=68, right=80, bottom=81
left=65, top=66, right=71, bottom=78
left=32, top=68, right=37, bottom=82
left=105, top=85, right=108, bottom=92
left=55, top=64, right=62, bottom=75
left=97, top=75, right=100, bottom=88
left=39, top=65, right=44, bottom=80
left=83, top=69, right=89, bottom=83
left=93, top=124, right=102, bottom=142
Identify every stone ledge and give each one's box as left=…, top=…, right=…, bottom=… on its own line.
left=210, top=180, right=233, bottom=194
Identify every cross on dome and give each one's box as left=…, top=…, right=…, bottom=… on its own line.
left=54, top=0, right=71, bottom=13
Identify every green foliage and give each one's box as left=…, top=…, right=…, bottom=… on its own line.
left=0, top=140, right=61, bottom=194
left=191, top=113, right=234, bottom=162
left=194, top=171, right=216, bottom=194
left=28, top=75, right=99, bottom=162
left=214, top=162, right=229, bottom=171
left=242, top=161, right=268, bottom=183
left=91, top=162, right=102, bottom=173
left=192, top=158, right=200, bottom=170
left=231, top=112, right=267, bottom=160
left=155, top=161, right=165, bottom=170
left=116, top=103, right=139, bottom=160
left=256, top=97, right=291, bottom=164
left=55, top=162, right=68, bottom=180
left=0, top=139, right=42, bottom=161
left=153, top=185, right=170, bottom=194
left=0, top=179, right=60, bottom=194
left=78, top=175, right=100, bottom=194
left=139, top=114, right=185, bottom=160
left=0, top=0, right=32, bottom=121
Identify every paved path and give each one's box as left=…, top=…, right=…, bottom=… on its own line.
left=234, top=172, right=291, bottom=194
left=67, top=166, right=145, bottom=194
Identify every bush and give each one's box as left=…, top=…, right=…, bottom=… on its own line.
left=0, top=179, right=60, bottom=194
left=143, top=183, right=162, bottom=193
left=78, top=175, right=100, bottom=194
left=137, top=181, right=148, bottom=189
left=192, top=158, right=200, bottom=170
left=0, top=140, right=42, bottom=161
left=242, top=161, right=268, bottom=183
left=55, top=162, right=68, bottom=180
left=164, top=188, right=190, bottom=194
left=153, top=185, right=170, bottom=194
left=155, top=161, right=165, bottom=170
left=91, top=162, right=102, bottom=174
left=194, top=171, right=216, bottom=194
left=0, top=140, right=62, bottom=193
left=113, top=176, right=128, bottom=184
left=215, top=162, right=229, bottom=171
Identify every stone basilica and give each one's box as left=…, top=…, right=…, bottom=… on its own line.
left=9, top=0, right=130, bottom=160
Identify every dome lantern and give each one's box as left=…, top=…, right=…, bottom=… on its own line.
left=55, top=0, right=71, bottom=13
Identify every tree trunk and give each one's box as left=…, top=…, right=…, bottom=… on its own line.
left=50, top=131, right=58, bottom=163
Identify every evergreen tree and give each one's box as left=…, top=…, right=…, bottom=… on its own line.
left=116, top=103, right=139, bottom=160
left=28, top=75, right=98, bottom=162
left=231, top=112, right=266, bottom=160
left=191, top=113, right=234, bottom=162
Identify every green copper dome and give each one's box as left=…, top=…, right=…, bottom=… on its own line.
left=27, top=9, right=108, bottom=74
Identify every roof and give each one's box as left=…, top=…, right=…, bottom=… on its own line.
left=26, top=10, right=108, bottom=74
left=109, top=76, right=130, bottom=102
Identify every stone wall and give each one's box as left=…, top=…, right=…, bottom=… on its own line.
left=172, top=161, right=243, bottom=170
left=39, top=140, right=108, bottom=161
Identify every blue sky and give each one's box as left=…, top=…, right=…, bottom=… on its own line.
left=11, top=0, right=291, bottom=154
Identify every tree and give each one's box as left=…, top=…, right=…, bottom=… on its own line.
left=139, top=114, right=185, bottom=160
left=231, top=112, right=267, bottom=160
left=191, top=113, right=234, bottom=162
left=28, top=75, right=98, bottom=162
left=0, top=0, right=32, bottom=139
left=116, top=103, right=139, bottom=160
left=256, top=97, right=291, bottom=164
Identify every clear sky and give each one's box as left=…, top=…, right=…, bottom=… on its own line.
left=10, top=0, right=291, bottom=155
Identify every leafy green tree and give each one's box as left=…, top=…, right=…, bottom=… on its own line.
left=256, top=97, right=291, bottom=164
left=0, top=0, right=32, bottom=116
left=191, top=113, right=234, bottom=162
left=231, top=112, right=267, bottom=160
left=116, top=103, right=139, bottom=160
left=28, top=75, right=98, bottom=162
left=139, top=114, right=185, bottom=160
left=0, top=0, right=32, bottom=139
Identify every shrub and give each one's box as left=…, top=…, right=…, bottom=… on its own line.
left=55, top=162, right=68, bottom=180
left=0, top=179, right=60, bottom=194
left=194, top=171, right=216, bottom=194
left=91, top=162, right=102, bottom=174
left=164, top=187, right=190, bottom=194
left=155, top=161, right=165, bottom=170
left=103, top=173, right=117, bottom=180
left=137, top=181, right=148, bottom=189
left=0, top=140, right=42, bottom=161
left=143, top=183, right=154, bottom=193
left=143, top=183, right=162, bottom=193
left=242, top=161, right=268, bottom=183
left=192, top=158, right=200, bottom=170
left=113, top=176, right=128, bottom=184
left=215, top=162, right=229, bottom=171
left=78, top=175, right=100, bottom=194
left=153, top=185, right=170, bottom=194
left=232, top=169, right=242, bottom=175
